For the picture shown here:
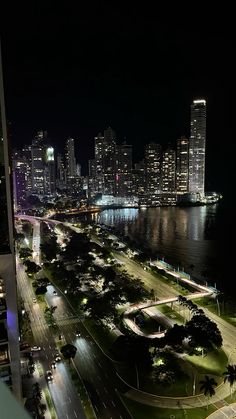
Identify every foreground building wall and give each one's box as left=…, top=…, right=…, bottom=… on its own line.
left=0, top=43, right=21, bottom=400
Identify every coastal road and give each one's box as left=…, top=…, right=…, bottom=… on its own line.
left=16, top=257, right=86, bottom=419
left=45, top=283, right=132, bottom=419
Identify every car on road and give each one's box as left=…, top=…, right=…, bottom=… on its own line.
left=51, top=361, right=56, bottom=369
left=46, top=370, right=53, bottom=381
left=31, top=345, right=41, bottom=351
left=75, top=330, right=81, bottom=337
left=54, top=353, right=61, bottom=362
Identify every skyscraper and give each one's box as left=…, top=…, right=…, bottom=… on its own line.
left=0, top=43, right=21, bottom=399
left=115, top=142, right=133, bottom=196
left=44, top=146, right=56, bottom=195
left=161, top=146, right=176, bottom=193
left=176, top=136, right=189, bottom=194
left=65, top=137, right=77, bottom=179
left=56, top=153, right=66, bottom=190
left=189, top=99, right=206, bottom=197
left=31, top=131, right=46, bottom=195
left=93, top=128, right=116, bottom=195
left=145, top=143, right=162, bottom=196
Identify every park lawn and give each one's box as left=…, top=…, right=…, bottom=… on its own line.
left=186, top=348, right=228, bottom=376
left=224, top=390, right=236, bottom=404
left=141, top=314, right=165, bottom=334
left=149, top=269, right=190, bottom=296
left=138, top=369, right=189, bottom=397
left=122, top=396, right=216, bottom=419
left=127, top=348, right=226, bottom=397
left=195, top=296, right=236, bottom=328
left=127, top=311, right=165, bottom=334
left=152, top=304, right=185, bottom=325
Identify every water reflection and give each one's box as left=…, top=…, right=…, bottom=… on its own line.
left=94, top=204, right=226, bottom=288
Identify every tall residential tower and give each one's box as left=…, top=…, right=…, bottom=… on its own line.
left=176, top=136, right=189, bottom=194
left=189, top=99, right=206, bottom=197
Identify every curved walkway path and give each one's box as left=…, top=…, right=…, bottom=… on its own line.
left=123, top=380, right=231, bottom=409
left=206, top=402, right=236, bottom=418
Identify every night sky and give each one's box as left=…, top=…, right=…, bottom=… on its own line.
left=1, top=4, right=233, bottom=195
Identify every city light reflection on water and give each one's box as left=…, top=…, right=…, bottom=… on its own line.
left=70, top=202, right=232, bottom=292
left=93, top=204, right=228, bottom=290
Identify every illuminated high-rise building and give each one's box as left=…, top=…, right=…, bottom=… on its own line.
left=176, top=136, right=189, bottom=194
left=12, top=149, right=30, bottom=209
left=145, top=143, right=162, bottom=195
left=115, top=142, right=132, bottom=196
left=93, top=128, right=116, bottom=195
left=56, top=153, right=66, bottom=189
left=65, top=137, right=77, bottom=179
left=161, top=146, right=176, bottom=193
left=44, top=146, right=55, bottom=195
left=102, top=128, right=116, bottom=195
left=0, top=43, right=21, bottom=399
left=31, top=131, right=46, bottom=195
left=189, top=99, right=206, bottom=197
left=21, top=145, right=32, bottom=192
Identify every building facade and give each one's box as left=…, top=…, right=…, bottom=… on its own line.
left=145, top=143, right=162, bottom=196
left=115, top=142, right=132, bottom=196
left=176, top=136, right=189, bottom=194
left=0, top=45, right=21, bottom=399
left=31, top=131, right=46, bottom=195
left=189, top=99, right=206, bottom=197
left=161, top=146, right=176, bottom=193
left=65, top=137, right=77, bottom=179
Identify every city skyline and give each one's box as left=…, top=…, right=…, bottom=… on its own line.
left=13, top=99, right=221, bottom=212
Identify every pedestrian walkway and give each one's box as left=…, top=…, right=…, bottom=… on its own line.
left=206, top=402, right=236, bottom=418
left=123, top=379, right=232, bottom=409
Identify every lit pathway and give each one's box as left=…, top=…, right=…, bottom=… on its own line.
left=206, top=403, right=236, bottom=418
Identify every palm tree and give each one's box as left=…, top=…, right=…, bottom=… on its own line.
left=199, top=375, right=217, bottom=409
left=223, top=364, right=236, bottom=398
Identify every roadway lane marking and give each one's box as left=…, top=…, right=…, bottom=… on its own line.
left=74, top=411, right=78, bottom=418
left=112, top=401, right=116, bottom=407
left=49, top=345, right=51, bottom=349
left=94, top=405, right=98, bottom=412
left=45, top=354, right=48, bottom=359
left=103, top=402, right=107, bottom=409
left=98, top=362, right=102, bottom=368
